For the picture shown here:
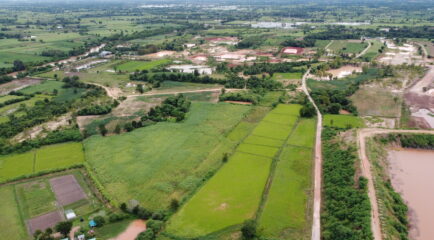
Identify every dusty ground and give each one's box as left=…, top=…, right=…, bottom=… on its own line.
left=49, top=175, right=87, bottom=206
left=12, top=114, right=72, bottom=142
left=0, top=78, right=42, bottom=95
left=109, top=220, right=146, bottom=240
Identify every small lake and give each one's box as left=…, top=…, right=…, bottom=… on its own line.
left=388, top=149, right=434, bottom=240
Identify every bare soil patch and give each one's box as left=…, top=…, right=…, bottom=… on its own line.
left=109, top=220, right=146, bottom=240
left=27, top=210, right=63, bottom=235
left=0, top=78, right=42, bottom=95
left=49, top=175, right=87, bottom=206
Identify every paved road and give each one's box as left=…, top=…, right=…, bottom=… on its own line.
left=357, top=128, right=434, bottom=240
left=301, top=69, right=323, bottom=240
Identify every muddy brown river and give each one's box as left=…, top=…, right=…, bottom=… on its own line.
left=388, top=149, right=434, bottom=240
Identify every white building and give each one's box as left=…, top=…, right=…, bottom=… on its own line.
left=167, top=65, right=213, bottom=75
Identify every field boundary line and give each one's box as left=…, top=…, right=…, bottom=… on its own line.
left=12, top=184, right=28, bottom=237
left=254, top=116, right=300, bottom=222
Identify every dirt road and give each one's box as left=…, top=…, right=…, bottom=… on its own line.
left=358, top=128, right=434, bottom=240
left=356, top=41, right=373, bottom=58
left=301, top=69, right=323, bottom=240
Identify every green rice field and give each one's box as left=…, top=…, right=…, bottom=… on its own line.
left=0, top=142, right=85, bottom=182
left=258, top=118, right=316, bottom=239
left=166, top=104, right=313, bottom=238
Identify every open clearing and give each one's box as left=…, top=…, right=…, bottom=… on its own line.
left=115, top=59, right=171, bottom=72
left=0, top=142, right=85, bottom=182
left=84, top=102, right=251, bottom=210
left=351, top=86, right=402, bottom=117
left=328, top=40, right=368, bottom=54
left=166, top=104, right=312, bottom=238
left=0, top=185, right=28, bottom=240
left=323, top=114, right=364, bottom=128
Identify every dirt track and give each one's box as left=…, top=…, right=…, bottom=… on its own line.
left=356, top=41, right=372, bottom=58
left=357, top=128, right=434, bottom=240
left=109, top=220, right=146, bottom=240
left=301, top=69, right=322, bottom=240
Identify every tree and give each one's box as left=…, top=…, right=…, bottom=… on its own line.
left=115, top=124, right=121, bottom=134
left=241, top=220, right=257, bottom=239
left=93, top=216, right=105, bottom=227
left=136, top=84, right=144, bottom=94
left=99, top=124, right=108, bottom=136
left=55, top=221, right=72, bottom=237
left=136, top=229, right=155, bottom=240
left=300, top=103, right=316, bottom=118
left=120, top=202, right=127, bottom=212
left=170, top=198, right=179, bottom=211
left=13, top=60, right=25, bottom=71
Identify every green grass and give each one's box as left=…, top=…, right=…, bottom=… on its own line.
left=324, top=114, right=365, bottom=128
left=315, top=40, right=331, bottom=49
left=0, top=94, right=51, bottom=118
left=35, top=142, right=85, bottom=172
left=115, top=59, right=171, bottom=72
left=0, top=142, right=85, bottom=182
left=15, top=180, right=57, bottom=218
left=258, top=145, right=313, bottom=239
left=287, top=118, right=316, bottom=148
left=0, top=95, right=25, bottom=104
left=93, top=219, right=133, bottom=239
left=84, top=102, right=251, bottom=210
left=259, top=91, right=284, bottom=107
left=18, top=80, right=63, bottom=95
left=166, top=104, right=302, bottom=238
left=0, top=185, right=28, bottom=240
left=271, top=72, right=303, bottom=81
left=166, top=152, right=273, bottom=237
left=328, top=40, right=368, bottom=54
left=361, top=40, right=384, bottom=61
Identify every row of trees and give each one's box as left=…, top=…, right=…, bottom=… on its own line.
left=130, top=71, right=224, bottom=86
left=322, top=127, right=372, bottom=240
left=77, top=100, right=118, bottom=116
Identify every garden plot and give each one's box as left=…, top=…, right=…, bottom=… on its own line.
left=27, top=211, right=64, bottom=235
left=50, top=175, right=87, bottom=206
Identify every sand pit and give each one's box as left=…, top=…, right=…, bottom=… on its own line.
left=109, top=220, right=146, bottom=240
left=326, top=65, right=362, bottom=79
left=27, top=211, right=63, bottom=234
left=49, top=175, right=87, bottom=206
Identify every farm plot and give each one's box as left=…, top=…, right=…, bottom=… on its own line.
left=271, top=72, right=303, bottom=86
left=258, top=118, right=316, bottom=239
left=329, top=40, right=368, bottom=54
left=84, top=102, right=251, bottom=210
left=0, top=170, right=102, bottom=238
left=0, top=142, right=85, bottom=182
left=324, top=114, right=365, bottom=128
left=165, top=104, right=303, bottom=238
left=115, top=59, right=171, bottom=72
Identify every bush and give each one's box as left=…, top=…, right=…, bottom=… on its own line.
left=93, top=216, right=106, bottom=227
left=241, top=220, right=257, bottom=239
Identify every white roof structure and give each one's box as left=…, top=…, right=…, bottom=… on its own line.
left=65, top=209, right=76, bottom=220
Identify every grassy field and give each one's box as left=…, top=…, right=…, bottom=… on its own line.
left=329, top=40, right=368, bottom=54
left=115, top=59, right=171, bottom=72
left=18, top=80, right=63, bottom=95
left=84, top=102, right=251, bottom=210
left=0, top=142, right=85, bottom=182
left=0, top=95, right=25, bottom=104
left=323, top=114, right=365, bottom=128
left=258, top=119, right=315, bottom=239
left=0, top=185, right=28, bottom=240
left=350, top=87, right=402, bottom=117
left=361, top=40, right=383, bottom=61
left=272, top=72, right=303, bottom=80
left=166, top=104, right=304, bottom=238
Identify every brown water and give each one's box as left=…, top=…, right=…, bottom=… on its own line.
left=388, top=149, right=434, bottom=240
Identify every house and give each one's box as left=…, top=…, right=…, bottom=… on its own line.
left=167, top=65, right=213, bottom=75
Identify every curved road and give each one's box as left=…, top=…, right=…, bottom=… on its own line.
left=301, top=69, right=323, bottom=240
left=356, top=41, right=373, bottom=58
left=358, top=128, right=434, bottom=240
